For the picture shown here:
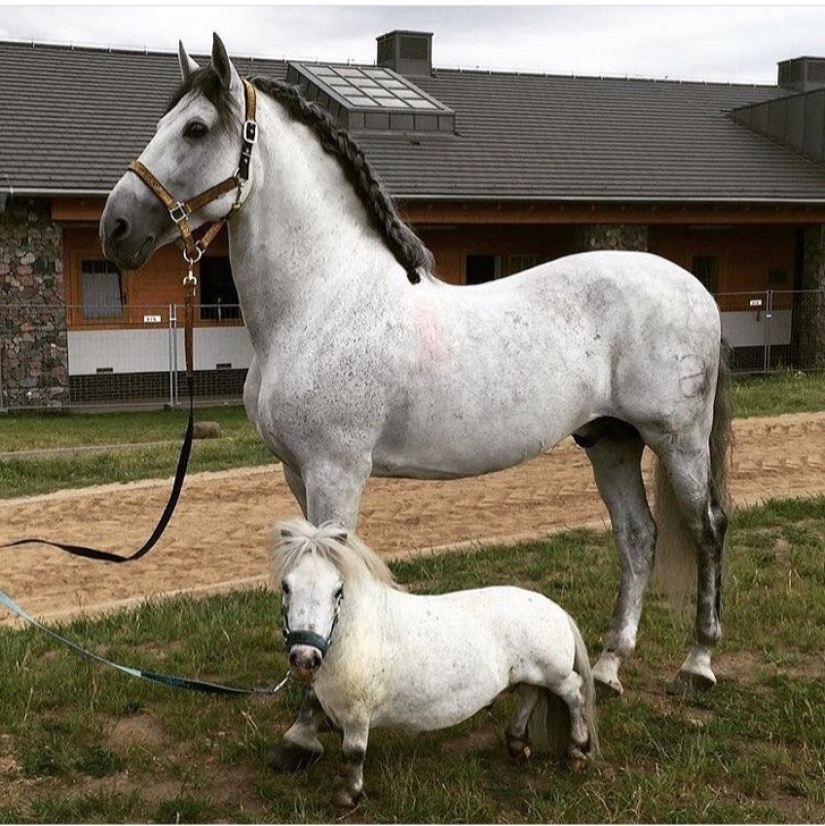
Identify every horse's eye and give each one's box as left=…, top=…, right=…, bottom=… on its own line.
left=184, top=120, right=208, bottom=139
left=281, top=581, right=290, bottom=596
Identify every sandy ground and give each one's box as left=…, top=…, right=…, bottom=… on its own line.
left=1, top=411, right=823, bottom=626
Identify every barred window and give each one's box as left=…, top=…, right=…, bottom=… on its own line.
left=81, top=260, right=123, bottom=319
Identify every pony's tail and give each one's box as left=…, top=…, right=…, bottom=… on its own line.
left=526, top=615, right=599, bottom=761
left=654, top=338, right=733, bottom=605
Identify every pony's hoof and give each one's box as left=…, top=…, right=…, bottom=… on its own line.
left=506, top=738, right=532, bottom=762
left=567, top=747, right=589, bottom=772
left=594, top=676, right=623, bottom=702
left=332, top=788, right=362, bottom=809
left=267, top=741, right=323, bottom=772
left=667, top=668, right=716, bottom=696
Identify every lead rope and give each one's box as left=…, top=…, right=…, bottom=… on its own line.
left=0, top=589, right=291, bottom=697
left=0, top=274, right=197, bottom=563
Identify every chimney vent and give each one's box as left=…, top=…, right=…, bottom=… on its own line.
left=376, top=30, right=433, bottom=77
left=778, top=57, right=825, bottom=92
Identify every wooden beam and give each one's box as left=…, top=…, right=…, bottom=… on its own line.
left=400, top=200, right=825, bottom=226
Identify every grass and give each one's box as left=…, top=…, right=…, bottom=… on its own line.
left=0, top=405, right=274, bottom=499
left=0, top=371, right=824, bottom=500
left=0, top=495, right=823, bottom=822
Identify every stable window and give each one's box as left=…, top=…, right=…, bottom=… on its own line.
left=692, top=255, right=719, bottom=294
left=465, top=255, right=502, bottom=285
left=465, top=254, right=541, bottom=285
left=200, top=256, right=241, bottom=321
left=81, top=260, right=123, bottom=319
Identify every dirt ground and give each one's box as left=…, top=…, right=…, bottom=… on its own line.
left=1, top=411, right=823, bottom=626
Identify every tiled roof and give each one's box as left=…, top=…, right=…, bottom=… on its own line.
left=3, top=39, right=825, bottom=202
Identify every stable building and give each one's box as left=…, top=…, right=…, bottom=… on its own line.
left=2, top=30, right=825, bottom=409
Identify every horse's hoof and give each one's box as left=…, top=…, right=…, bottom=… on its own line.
left=594, top=676, right=623, bottom=702
left=267, top=741, right=323, bottom=772
left=667, top=668, right=716, bottom=696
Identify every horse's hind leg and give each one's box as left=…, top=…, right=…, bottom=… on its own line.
left=656, top=440, right=728, bottom=694
left=578, top=421, right=656, bottom=699
left=505, top=685, right=540, bottom=761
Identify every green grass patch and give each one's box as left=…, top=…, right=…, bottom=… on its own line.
left=1, top=371, right=824, bottom=499
left=0, top=496, right=823, bottom=822
left=731, top=370, right=825, bottom=419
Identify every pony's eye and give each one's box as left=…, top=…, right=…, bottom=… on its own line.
left=281, top=581, right=290, bottom=596
left=184, top=120, right=208, bottom=139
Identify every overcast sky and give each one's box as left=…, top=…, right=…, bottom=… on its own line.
left=1, top=3, right=824, bottom=86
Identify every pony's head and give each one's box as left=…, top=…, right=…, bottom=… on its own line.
left=272, top=518, right=396, bottom=683
left=100, top=33, right=251, bottom=270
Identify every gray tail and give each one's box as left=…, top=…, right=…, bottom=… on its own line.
left=654, top=338, right=733, bottom=605
left=526, top=615, right=599, bottom=760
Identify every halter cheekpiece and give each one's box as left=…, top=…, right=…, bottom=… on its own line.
left=128, top=78, right=258, bottom=279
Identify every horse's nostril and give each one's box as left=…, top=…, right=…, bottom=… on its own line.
left=111, top=217, right=130, bottom=240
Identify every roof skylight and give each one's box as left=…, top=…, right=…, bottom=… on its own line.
left=286, top=62, right=455, bottom=133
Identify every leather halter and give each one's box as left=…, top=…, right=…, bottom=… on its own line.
left=128, top=78, right=258, bottom=272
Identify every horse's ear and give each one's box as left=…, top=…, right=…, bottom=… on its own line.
left=211, top=32, right=241, bottom=92
left=178, top=41, right=200, bottom=81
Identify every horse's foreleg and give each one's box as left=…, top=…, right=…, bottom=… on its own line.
left=302, top=457, right=371, bottom=530
left=268, top=686, right=326, bottom=771
left=581, top=427, right=655, bottom=699
left=282, top=465, right=308, bottom=518
left=332, top=719, right=370, bottom=809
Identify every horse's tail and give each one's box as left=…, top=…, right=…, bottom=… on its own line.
left=526, top=615, right=600, bottom=760
left=654, top=337, right=733, bottom=604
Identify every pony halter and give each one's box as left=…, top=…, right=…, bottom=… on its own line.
left=281, top=587, right=344, bottom=658
left=128, top=78, right=258, bottom=277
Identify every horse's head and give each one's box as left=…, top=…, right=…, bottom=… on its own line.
left=100, top=33, right=251, bottom=270
left=274, top=521, right=349, bottom=684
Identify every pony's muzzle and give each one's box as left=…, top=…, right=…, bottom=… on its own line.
left=288, top=645, right=323, bottom=683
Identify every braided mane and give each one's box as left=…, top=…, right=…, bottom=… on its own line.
left=249, top=76, right=433, bottom=284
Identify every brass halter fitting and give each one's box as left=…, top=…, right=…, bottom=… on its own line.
left=127, top=79, right=258, bottom=275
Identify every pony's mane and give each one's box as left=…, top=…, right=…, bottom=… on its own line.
left=167, top=67, right=434, bottom=284
left=271, top=518, right=400, bottom=590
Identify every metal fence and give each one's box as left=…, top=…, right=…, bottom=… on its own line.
left=1, top=291, right=824, bottom=411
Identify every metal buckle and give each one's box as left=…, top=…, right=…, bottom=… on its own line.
left=243, top=120, right=258, bottom=144
left=169, top=202, right=189, bottom=224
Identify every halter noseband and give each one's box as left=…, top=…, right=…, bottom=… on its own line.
left=128, top=78, right=258, bottom=274
left=281, top=587, right=344, bottom=658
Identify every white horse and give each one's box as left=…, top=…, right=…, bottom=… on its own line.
left=100, top=35, right=731, bottom=766
left=273, top=517, right=599, bottom=808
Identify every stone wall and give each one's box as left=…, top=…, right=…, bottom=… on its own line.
left=575, top=223, right=649, bottom=252
left=0, top=198, right=69, bottom=408
left=797, top=225, right=825, bottom=370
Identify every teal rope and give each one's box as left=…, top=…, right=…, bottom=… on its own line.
left=0, top=590, right=290, bottom=697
